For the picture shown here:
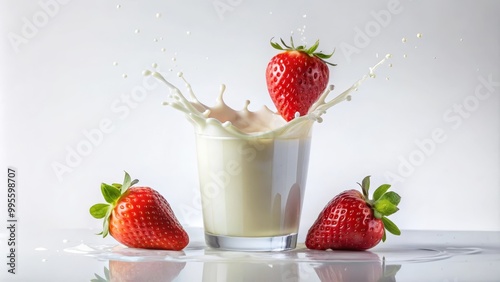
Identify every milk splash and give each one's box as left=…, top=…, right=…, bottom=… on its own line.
left=143, top=54, right=391, bottom=139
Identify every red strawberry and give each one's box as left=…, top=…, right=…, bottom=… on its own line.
left=89, top=172, right=189, bottom=250
left=266, top=37, right=336, bottom=121
left=305, top=176, right=401, bottom=250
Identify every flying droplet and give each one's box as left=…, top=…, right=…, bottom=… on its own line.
left=142, top=70, right=152, bottom=76
left=161, top=48, right=166, bottom=52
left=172, top=57, right=176, bottom=62
left=112, top=61, right=118, bottom=66
left=156, top=13, right=162, bottom=18
left=303, top=14, right=307, bottom=18
left=152, top=63, right=158, bottom=68
left=403, top=54, right=408, bottom=58
left=386, top=77, right=390, bottom=80
left=186, top=31, right=191, bottom=35
left=134, top=29, right=140, bottom=34
left=346, top=95, right=352, bottom=101
left=417, top=33, right=423, bottom=38
left=122, top=74, right=128, bottom=78
left=460, top=38, right=463, bottom=42
left=402, top=37, right=407, bottom=43
left=388, top=63, right=393, bottom=67
left=385, top=54, right=392, bottom=59
left=116, top=4, right=121, bottom=9
left=153, top=38, right=158, bottom=42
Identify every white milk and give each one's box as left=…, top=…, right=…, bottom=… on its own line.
left=196, top=134, right=311, bottom=236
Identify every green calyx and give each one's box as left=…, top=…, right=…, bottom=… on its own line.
left=270, top=37, right=337, bottom=66
left=358, top=175, right=401, bottom=242
left=89, top=171, right=139, bottom=238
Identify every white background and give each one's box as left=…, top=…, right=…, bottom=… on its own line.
left=0, top=0, right=499, bottom=242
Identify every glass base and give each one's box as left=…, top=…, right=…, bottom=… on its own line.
left=205, top=232, right=298, bottom=251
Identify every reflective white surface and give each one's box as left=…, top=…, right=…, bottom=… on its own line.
left=1, top=228, right=499, bottom=281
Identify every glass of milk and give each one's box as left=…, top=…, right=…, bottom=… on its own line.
left=195, top=130, right=312, bottom=251
left=146, top=69, right=374, bottom=250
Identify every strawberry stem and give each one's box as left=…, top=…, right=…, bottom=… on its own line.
left=358, top=175, right=402, bottom=242
left=270, top=37, right=337, bottom=66
left=89, top=171, right=139, bottom=238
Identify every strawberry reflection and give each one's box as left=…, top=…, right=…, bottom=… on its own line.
left=91, top=260, right=186, bottom=282
left=306, top=250, right=401, bottom=282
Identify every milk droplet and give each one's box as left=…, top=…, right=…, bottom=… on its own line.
left=369, top=67, right=376, bottom=78
left=42, top=259, right=47, bottom=262
left=303, top=14, right=307, bottom=18
left=161, top=48, right=166, bottom=52
left=62, top=239, right=69, bottom=243
left=112, top=61, right=118, bottom=66
left=134, top=29, right=140, bottom=34
left=116, top=4, right=121, bottom=9
left=153, top=38, right=158, bottom=42
left=156, top=13, right=162, bottom=18
left=375, top=53, right=379, bottom=58
left=403, top=54, right=407, bottom=58
left=269, top=11, right=273, bottom=15
left=172, top=57, right=177, bottom=62
left=186, top=31, right=191, bottom=35
left=152, top=63, right=158, bottom=68
left=388, top=63, right=393, bottom=67
left=460, top=38, right=463, bottom=42
left=386, top=77, right=390, bottom=80
left=142, top=70, right=152, bottom=76
left=402, top=37, right=407, bottom=43
left=417, top=33, right=423, bottom=38
left=122, top=74, right=128, bottom=78
left=346, top=95, right=352, bottom=101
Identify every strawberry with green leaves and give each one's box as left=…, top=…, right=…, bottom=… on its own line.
left=306, top=176, right=401, bottom=251
left=90, top=172, right=189, bottom=251
left=266, top=37, right=336, bottom=121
